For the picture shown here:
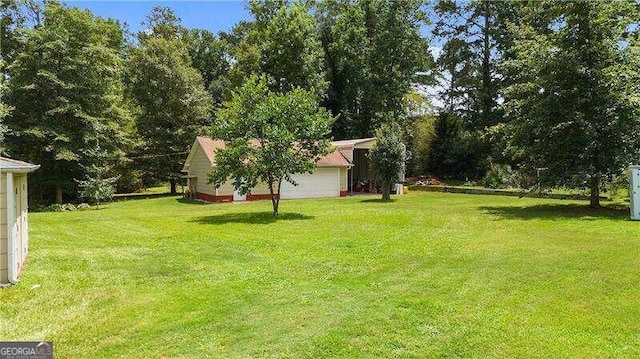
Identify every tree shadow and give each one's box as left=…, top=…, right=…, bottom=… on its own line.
left=191, top=212, right=314, bottom=225
left=360, top=198, right=397, bottom=203
left=479, top=203, right=630, bottom=221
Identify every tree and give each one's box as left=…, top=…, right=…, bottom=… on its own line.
left=430, top=0, right=519, bottom=180
left=316, top=0, right=433, bottom=139
left=183, top=28, right=231, bottom=107
left=3, top=1, right=132, bottom=203
left=369, top=122, right=406, bottom=201
left=503, top=0, right=640, bottom=208
left=209, top=75, right=334, bottom=216
left=226, top=1, right=327, bottom=97
left=76, top=146, right=119, bottom=209
left=433, top=0, right=518, bottom=130
left=128, top=8, right=213, bottom=194
left=0, top=101, right=9, bottom=152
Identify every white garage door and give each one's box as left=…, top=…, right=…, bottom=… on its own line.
left=280, top=168, right=340, bottom=199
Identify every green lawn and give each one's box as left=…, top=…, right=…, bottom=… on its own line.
left=1, top=192, right=639, bottom=358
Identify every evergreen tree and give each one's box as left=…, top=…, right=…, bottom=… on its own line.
left=430, top=0, right=519, bottom=179
left=503, top=0, right=640, bottom=208
left=76, top=146, right=119, bottom=209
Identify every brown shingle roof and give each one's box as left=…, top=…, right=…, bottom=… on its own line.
left=193, top=136, right=351, bottom=167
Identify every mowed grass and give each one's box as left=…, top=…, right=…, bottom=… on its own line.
left=1, top=192, right=639, bottom=358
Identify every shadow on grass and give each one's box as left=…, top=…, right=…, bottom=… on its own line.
left=192, top=211, right=314, bottom=225
left=480, top=203, right=630, bottom=221
left=360, top=198, right=397, bottom=203
left=176, top=198, right=209, bottom=205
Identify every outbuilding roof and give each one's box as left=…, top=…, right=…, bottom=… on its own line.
left=0, top=157, right=40, bottom=173
left=332, top=137, right=376, bottom=149
left=184, top=136, right=352, bottom=171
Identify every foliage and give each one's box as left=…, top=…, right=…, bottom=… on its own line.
left=317, top=0, right=433, bottom=139
left=2, top=1, right=132, bottom=204
left=226, top=1, right=326, bottom=97
left=407, top=114, right=436, bottom=177
left=128, top=11, right=213, bottom=194
left=502, top=0, right=640, bottom=208
left=209, top=75, right=334, bottom=215
left=483, top=162, right=516, bottom=189
left=32, top=202, right=90, bottom=212
left=0, top=100, right=9, bottom=152
left=433, top=0, right=517, bottom=128
left=427, top=112, right=486, bottom=180
left=432, top=1, right=519, bottom=176
left=369, top=122, right=406, bottom=201
left=183, top=28, right=231, bottom=107
left=76, top=147, right=120, bottom=209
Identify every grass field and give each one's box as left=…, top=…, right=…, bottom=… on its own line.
left=1, top=192, right=639, bottom=358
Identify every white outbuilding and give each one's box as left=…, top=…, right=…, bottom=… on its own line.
left=1, top=157, right=39, bottom=285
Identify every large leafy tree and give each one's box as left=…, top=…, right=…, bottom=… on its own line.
left=183, top=28, right=231, bottom=107
left=128, top=7, right=213, bottom=194
left=209, top=75, right=334, bottom=216
left=503, top=0, right=640, bottom=208
left=3, top=1, right=132, bottom=203
left=316, top=0, right=432, bottom=139
left=225, top=1, right=327, bottom=97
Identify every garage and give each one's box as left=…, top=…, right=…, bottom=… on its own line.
left=280, top=168, right=340, bottom=199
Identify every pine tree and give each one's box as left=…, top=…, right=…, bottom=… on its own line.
left=76, top=146, right=119, bottom=209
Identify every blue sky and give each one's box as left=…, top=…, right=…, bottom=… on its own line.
left=66, top=1, right=435, bottom=41
left=66, top=1, right=252, bottom=35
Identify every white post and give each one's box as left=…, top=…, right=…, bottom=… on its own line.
left=6, top=171, right=18, bottom=283
left=630, top=166, right=640, bottom=221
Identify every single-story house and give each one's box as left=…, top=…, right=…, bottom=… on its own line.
left=182, top=136, right=350, bottom=202
left=1, top=157, right=39, bottom=285
left=182, top=136, right=403, bottom=202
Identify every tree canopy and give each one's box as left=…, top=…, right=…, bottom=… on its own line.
left=317, top=0, right=433, bottom=139
left=503, top=0, right=640, bottom=207
left=209, top=75, right=334, bottom=215
left=3, top=1, right=132, bottom=203
left=128, top=9, right=213, bottom=194
left=369, top=122, right=406, bottom=201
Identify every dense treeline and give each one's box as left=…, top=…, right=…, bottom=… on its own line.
left=1, top=0, right=639, bottom=208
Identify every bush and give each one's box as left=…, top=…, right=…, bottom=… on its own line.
left=32, top=203, right=92, bottom=212
left=607, top=170, right=630, bottom=200
left=484, top=163, right=518, bottom=189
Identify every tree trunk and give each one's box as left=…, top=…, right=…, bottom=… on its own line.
left=481, top=3, right=493, bottom=128
left=55, top=184, right=63, bottom=204
left=590, top=176, right=600, bottom=208
left=381, top=179, right=391, bottom=201
left=268, top=179, right=280, bottom=216
left=170, top=179, right=177, bottom=195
